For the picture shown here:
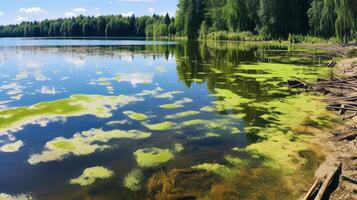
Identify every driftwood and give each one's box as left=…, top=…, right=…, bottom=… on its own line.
left=334, top=132, right=357, bottom=141
left=303, top=178, right=325, bottom=200
left=327, top=60, right=337, bottom=68
left=314, top=162, right=342, bottom=200
left=287, top=79, right=308, bottom=89
left=341, top=175, right=357, bottom=184
left=304, top=163, right=342, bottom=200
left=313, top=75, right=357, bottom=120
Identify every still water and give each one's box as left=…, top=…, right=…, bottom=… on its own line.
left=0, top=38, right=335, bottom=200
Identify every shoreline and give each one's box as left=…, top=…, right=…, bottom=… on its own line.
left=306, top=44, right=356, bottom=199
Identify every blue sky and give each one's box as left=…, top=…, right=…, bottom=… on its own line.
left=0, top=0, right=178, bottom=25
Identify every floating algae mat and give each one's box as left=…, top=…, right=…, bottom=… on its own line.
left=0, top=39, right=336, bottom=199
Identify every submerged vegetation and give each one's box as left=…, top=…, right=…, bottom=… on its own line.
left=124, top=169, right=143, bottom=191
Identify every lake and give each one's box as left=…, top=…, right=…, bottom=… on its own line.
left=0, top=38, right=337, bottom=200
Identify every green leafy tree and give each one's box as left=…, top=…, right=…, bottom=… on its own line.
left=335, top=0, right=354, bottom=43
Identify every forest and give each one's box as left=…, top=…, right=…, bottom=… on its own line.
left=0, top=0, right=356, bottom=43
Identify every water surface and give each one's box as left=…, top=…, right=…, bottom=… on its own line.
left=0, top=38, right=335, bottom=199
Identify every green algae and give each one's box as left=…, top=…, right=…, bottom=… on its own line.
left=0, top=193, right=32, bottom=200
left=0, top=140, right=24, bottom=153
left=106, top=120, right=130, bottom=126
left=212, top=89, right=252, bottom=111
left=28, top=129, right=151, bottom=165
left=123, top=111, right=148, bottom=121
left=70, top=166, right=113, bottom=186
left=189, top=132, right=220, bottom=140
left=180, top=119, right=206, bottom=127
left=245, top=128, right=311, bottom=174
left=123, top=169, right=143, bottom=191
left=0, top=94, right=142, bottom=135
left=191, top=163, right=233, bottom=178
left=224, top=155, right=247, bottom=167
left=234, top=62, right=330, bottom=84
left=253, top=93, right=334, bottom=131
left=159, top=104, right=180, bottom=109
left=50, top=140, right=76, bottom=151
left=200, top=106, right=215, bottom=112
left=180, top=118, right=239, bottom=134
left=159, top=98, right=193, bottom=109
left=165, top=111, right=200, bottom=119
left=134, top=147, right=174, bottom=167
left=173, top=143, right=184, bottom=153
left=239, top=93, right=336, bottom=173
left=142, top=121, right=177, bottom=131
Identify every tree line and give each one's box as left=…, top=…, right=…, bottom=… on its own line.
left=0, top=14, right=175, bottom=38
left=175, top=0, right=356, bottom=42
left=0, top=0, right=356, bottom=43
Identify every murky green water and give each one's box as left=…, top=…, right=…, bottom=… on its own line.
left=0, top=39, right=337, bottom=200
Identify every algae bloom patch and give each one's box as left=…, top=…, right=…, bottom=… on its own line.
left=134, top=147, right=174, bottom=167
left=28, top=129, right=152, bottom=164
left=0, top=140, right=24, bottom=153
left=142, top=121, right=177, bottom=131
left=70, top=166, right=113, bottom=186
left=123, top=111, right=148, bottom=121
left=159, top=98, right=193, bottom=109
left=0, top=94, right=143, bottom=136
left=192, top=163, right=233, bottom=178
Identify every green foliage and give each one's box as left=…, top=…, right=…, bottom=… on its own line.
left=288, top=34, right=337, bottom=44
left=206, top=31, right=261, bottom=41
left=1, top=0, right=355, bottom=43
left=0, top=13, right=173, bottom=38
left=335, top=0, right=355, bottom=43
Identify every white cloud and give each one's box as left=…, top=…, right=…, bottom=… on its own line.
left=0, top=11, right=4, bottom=16
left=148, top=8, right=155, bottom=13
left=15, top=16, right=27, bottom=23
left=118, top=73, right=153, bottom=87
left=73, top=8, right=86, bottom=13
left=19, top=7, right=45, bottom=14
left=65, top=12, right=76, bottom=17
left=122, top=11, right=134, bottom=17
left=65, top=8, right=86, bottom=17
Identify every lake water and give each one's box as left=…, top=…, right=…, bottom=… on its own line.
left=0, top=38, right=336, bottom=200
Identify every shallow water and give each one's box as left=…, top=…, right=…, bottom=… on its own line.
left=0, top=38, right=335, bottom=199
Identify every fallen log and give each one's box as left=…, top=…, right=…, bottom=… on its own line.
left=287, top=79, right=307, bottom=89
left=327, top=60, right=337, bottom=68
left=341, top=175, right=357, bottom=184
left=303, top=178, right=325, bottom=200
left=326, top=106, right=357, bottom=112
left=314, top=162, right=342, bottom=200
left=335, top=132, right=357, bottom=141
